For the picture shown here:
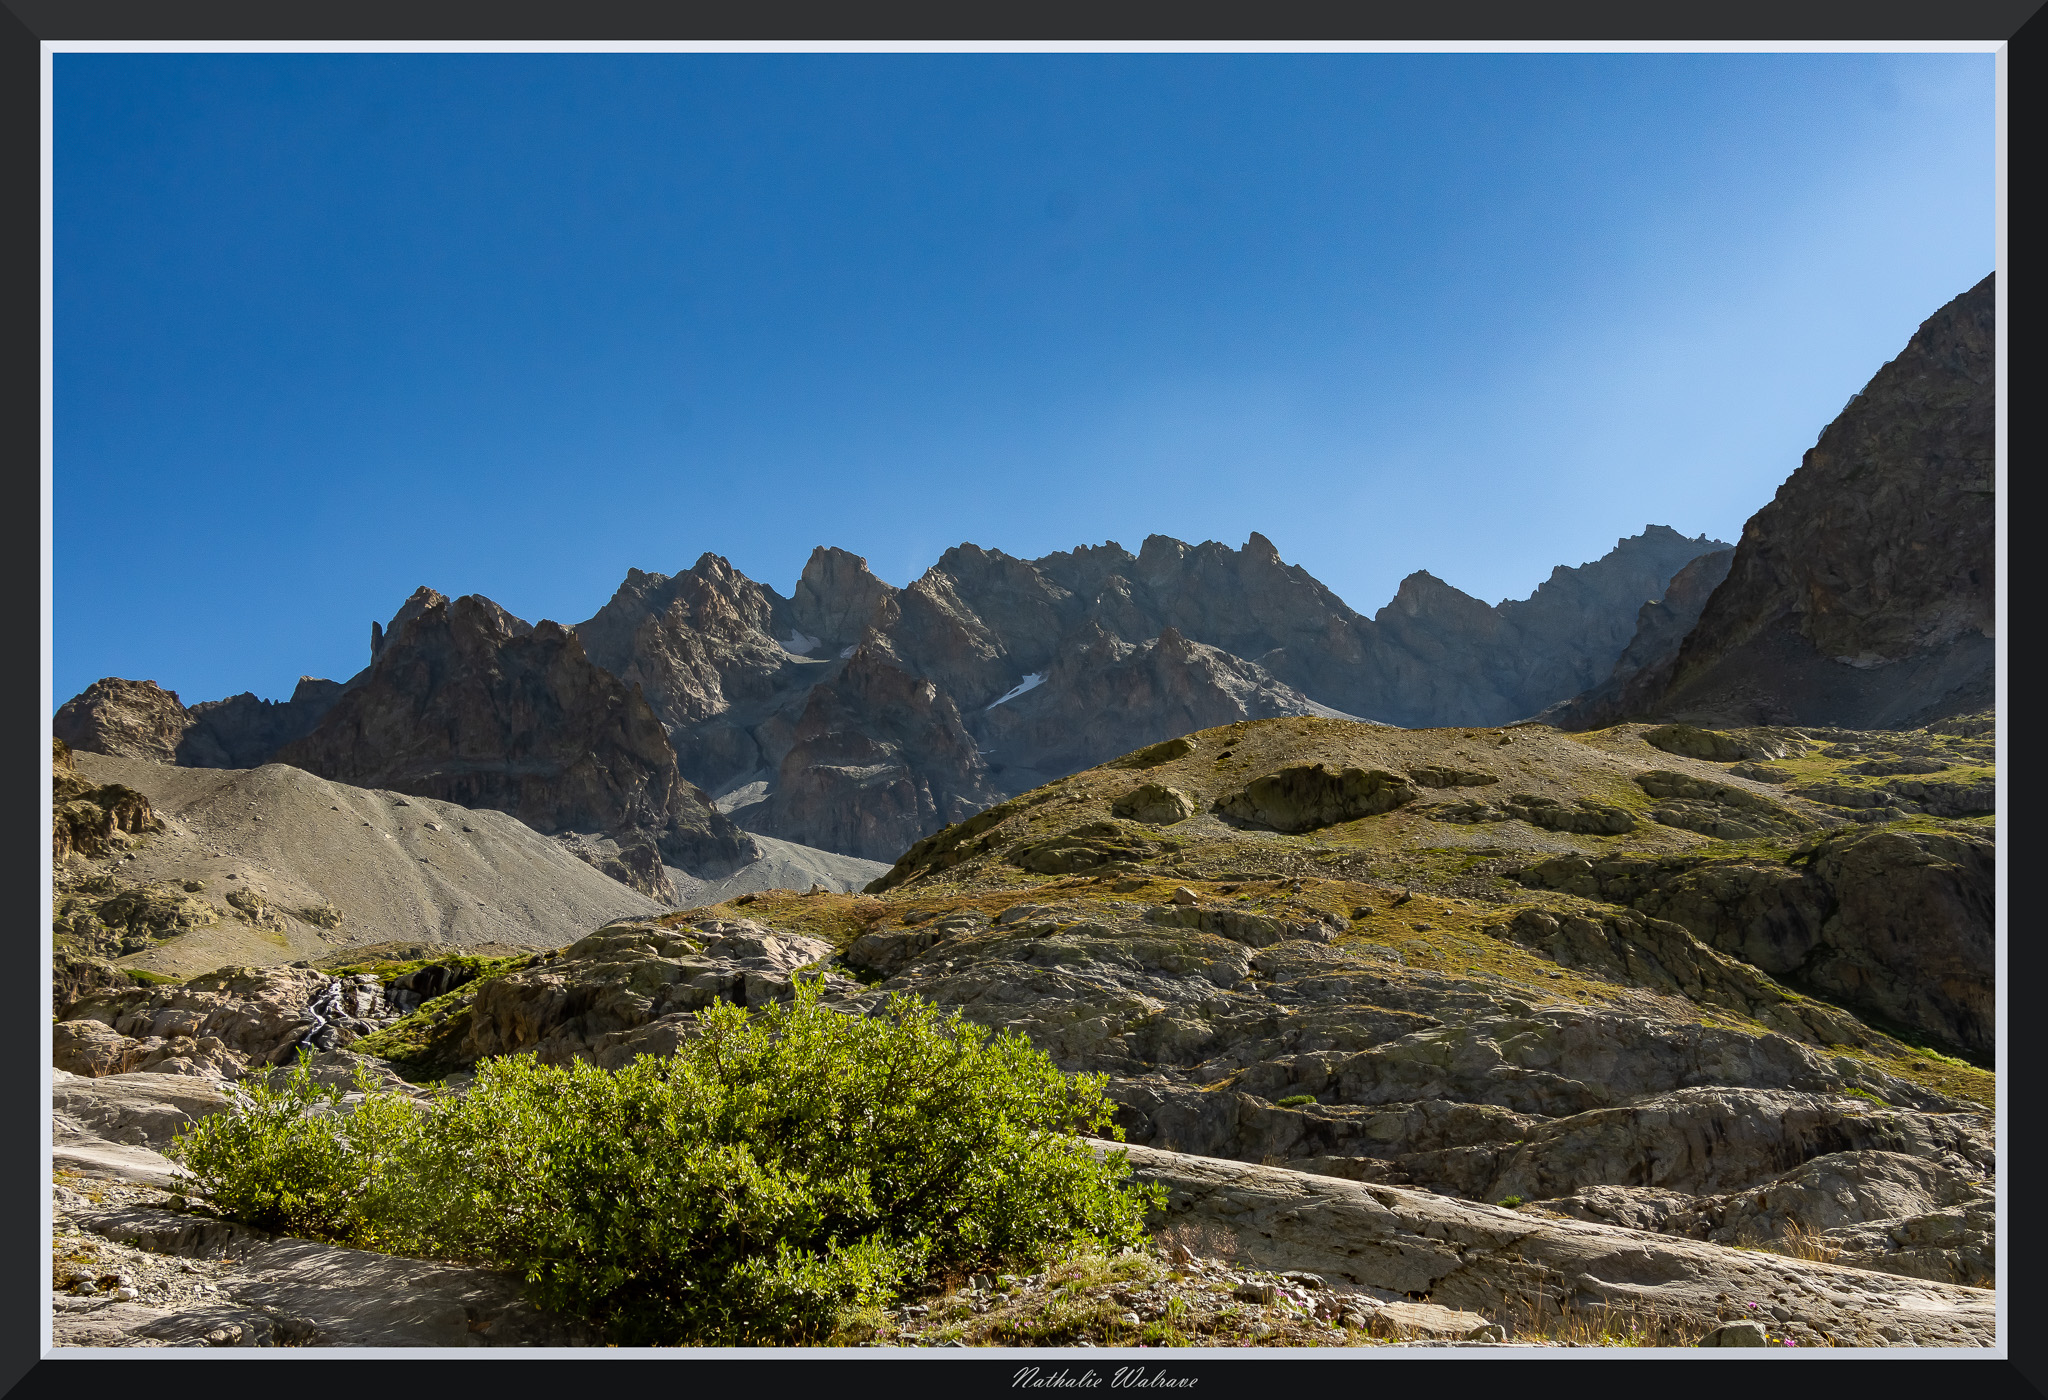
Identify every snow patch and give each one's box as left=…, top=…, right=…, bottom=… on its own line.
left=713, top=780, right=772, bottom=815
left=781, top=629, right=821, bottom=656
left=985, top=673, right=1046, bottom=709
left=839, top=645, right=858, bottom=659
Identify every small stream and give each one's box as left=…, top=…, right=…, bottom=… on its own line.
left=293, top=978, right=344, bottom=1056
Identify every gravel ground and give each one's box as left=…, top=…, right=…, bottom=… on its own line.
left=50, top=1173, right=250, bottom=1343
left=854, top=1246, right=1549, bottom=1349
left=73, top=752, right=666, bottom=974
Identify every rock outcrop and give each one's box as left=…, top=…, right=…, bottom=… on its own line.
left=275, top=588, right=756, bottom=894
left=55, top=679, right=197, bottom=764
left=1515, top=801, right=1993, bottom=1058
left=54, top=964, right=386, bottom=1078
left=53, top=738, right=161, bottom=862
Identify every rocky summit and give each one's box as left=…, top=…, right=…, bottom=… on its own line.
left=1552, top=275, right=1994, bottom=732
left=273, top=588, right=757, bottom=898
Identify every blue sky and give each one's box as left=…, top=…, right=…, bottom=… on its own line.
left=53, top=52, right=1995, bottom=706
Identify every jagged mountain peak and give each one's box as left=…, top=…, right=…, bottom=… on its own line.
left=1616, top=273, right=1993, bottom=729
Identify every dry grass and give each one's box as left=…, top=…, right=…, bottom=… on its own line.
left=1758, top=1221, right=1842, bottom=1265
left=1152, top=1217, right=1241, bottom=1264
left=1500, top=1294, right=1718, bottom=1348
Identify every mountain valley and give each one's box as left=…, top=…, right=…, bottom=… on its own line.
left=46, top=275, right=1999, bottom=1350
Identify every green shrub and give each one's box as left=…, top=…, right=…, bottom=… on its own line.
left=1497, top=1195, right=1524, bottom=1209
left=1275, top=1094, right=1316, bottom=1108
left=168, top=980, right=1163, bottom=1345
left=164, top=1057, right=422, bottom=1239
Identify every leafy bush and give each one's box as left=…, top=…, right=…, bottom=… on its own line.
left=164, top=1058, right=421, bottom=1239
left=168, top=980, right=1163, bottom=1344
left=1275, top=1094, right=1315, bottom=1108
left=1497, top=1195, right=1524, bottom=1209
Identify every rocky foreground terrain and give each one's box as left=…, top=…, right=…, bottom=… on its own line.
left=49, top=710, right=1996, bottom=1349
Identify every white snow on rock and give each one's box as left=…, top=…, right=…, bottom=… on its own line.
left=781, top=629, right=821, bottom=656
left=985, top=673, right=1046, bottom=710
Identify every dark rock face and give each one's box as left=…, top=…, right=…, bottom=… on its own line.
left=1358, top=527, right=1731, bottom=727
left=573, top=554, right=817, bottom=795
left=1613, top=276, right=1995, bottom=729
left=936, top=527, right=1726, bottom=730
left=973, top=625, right=1366, bottom=791
left=275, top=588, right=756, bottom=893
left=788, top=545, right=895, bottom=651
left=744, top=640, right=1001, bottom=863
left=1537, top=549, right=1735, bottom=730
left=176, top=680, right=347, bottom=769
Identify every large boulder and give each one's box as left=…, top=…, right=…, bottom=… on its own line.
left=1112, top=783, right=1198, bottom=825
left=1216, top=764, right=1417, bottom=833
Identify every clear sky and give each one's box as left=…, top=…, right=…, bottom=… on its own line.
left=52, top=51, right=1995, bottom=707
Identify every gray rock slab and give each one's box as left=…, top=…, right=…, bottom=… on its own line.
left=52, top=1138, right=191, bottom=1190
left=52, top=1068, right=229, bottom=1148
left=71, top=1204, right=592, bottom=1347
left=1110, top=1140, right=1995, bottom=1348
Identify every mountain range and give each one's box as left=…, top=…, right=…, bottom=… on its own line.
left=57, top=523, right=1730, bottom=876
left=53, top=275, right=1994, bottom=889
